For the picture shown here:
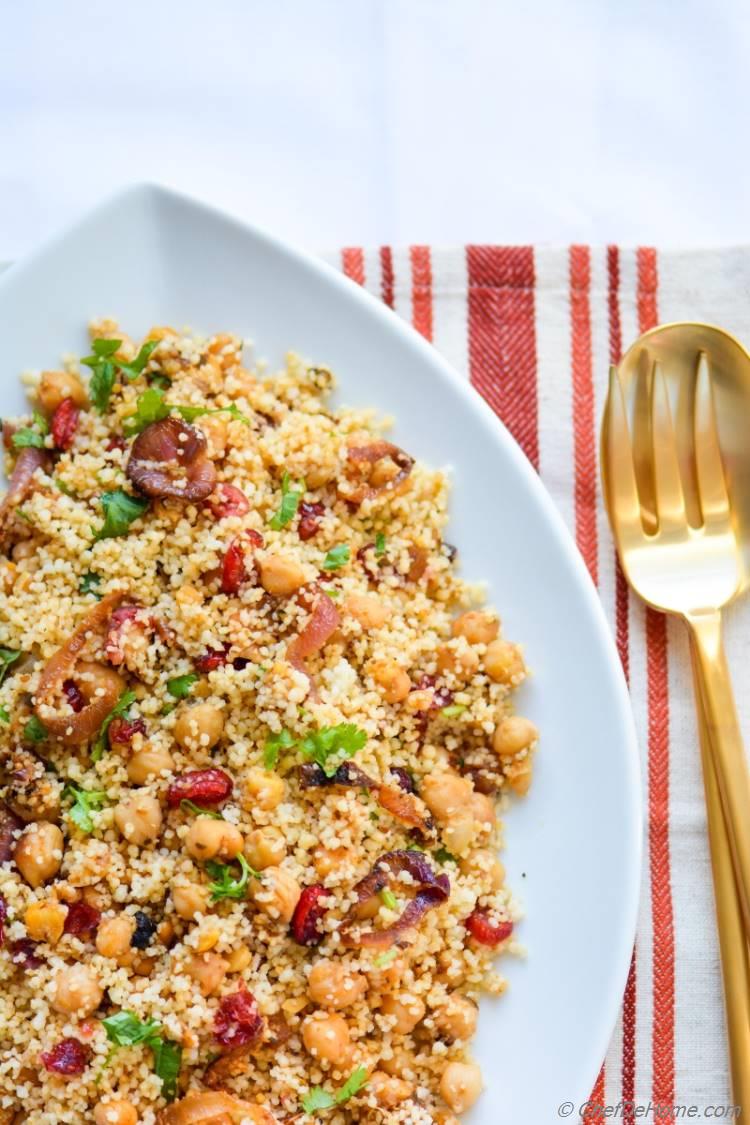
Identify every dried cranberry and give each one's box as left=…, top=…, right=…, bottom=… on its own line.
left=108, top=716, right=147, bottom=746
left=389, top=767, right=416, bottom=794
left=220, top=529, right=264, bottom=595
left=214, top=989, right=264, bottom=1049
left=297, top=501, right=325, bottom=541
left=41, top=1037, right=89, bottom=1075
left=10, top=938, right=42, bottom=969
left=62, top=679, right=86, bottom=713
left=50, top=398, right=80, bottom=451
left=412, top=674, right=453, bottom=713
left=167, top=768, right=234, bottom=808
left=464, top=907, right=513, bottom=947
left=356, top=542, right=382, bottom=584
left=0, top=894, right=7, bottom=947
left=195, top=644, right=231, bottom=673
left=290, top=885, right=331, bottom=946
left=63, top=902, right=100, bottom=939
left=208, top=483, right=250, bottom=520
left=131, top=911, right=157, bottom=949
left=106, top=435, right=127, bottom=452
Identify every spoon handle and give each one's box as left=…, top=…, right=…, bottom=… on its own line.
left=690, top=646, right=750, bottom=1114
left=687, top=608, right=750, bottom=942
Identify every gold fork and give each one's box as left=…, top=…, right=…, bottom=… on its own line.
left=602, top=347, right=750, bottom=1108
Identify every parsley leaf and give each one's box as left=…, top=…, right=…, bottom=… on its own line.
left=372, top=948, right=398, bottom=969
left=114, top=339, right=160, bottom=381
left=93, top=489, right=149, bottom=541
left=91, top=689, right=137, bottom=762
left=299, top=723, right=366, bottom=777
left=379, top=888, right=398, bottom=910
left=102, top=1010, right=181, bottom=1102
left=440, top=704, right=467, bottom=719
left=63, top=782, right=107, bottom=834
left=263, top=728, right=296, bottom=769
left=268, top=471, right=303, bottom=531
left=433, top=846, right=457, bottom=865
left=322, top=544, right=350, bottom=571
left=24, top=715, right=47, bottom=743
left=375, top=532, right=386, bottom=557
left=174, top=402, right=251, bottom=427
left=180, top=799, right=223, bottom=820
left=0, top=707, right=9, bottom=724
left=122, top=387, right=170, bottom=436
left=83, top=339, right=160, bottom=414
left=55, top=478, right=76, bottom=497
left=90, top=339, right=122, bottom=359
left=12, top=411, right=48, bottom=449
left=0, top=647, right=21, bottom=686
left=301, top=1066, right=368, bottom=1114
left=79, top=571, right=102, bottom=597
left=206, top=853, right=259, bottom=902
left=167, top=673, right=198, bottom=700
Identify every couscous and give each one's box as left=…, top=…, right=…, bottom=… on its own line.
left=0, top=322, right=538, bottom=1124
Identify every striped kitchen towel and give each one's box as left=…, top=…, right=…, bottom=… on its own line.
left=325, top=244, right=750, bottom=1120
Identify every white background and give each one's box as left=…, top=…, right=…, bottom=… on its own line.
left=2, top=0, right=750, bottom=258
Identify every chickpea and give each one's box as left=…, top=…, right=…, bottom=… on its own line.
left=439, top=1061, right=483, bottom=1114
left=421, top=773, right=474, bottom=824
left=370, top=660, right=411, bottom=704
left=249, top=865, right=301, bottom=924
left=172, top=882, right=210, bottom=920
left=451, top=611, right=499, bottom=645
left=24, top=900, right=67, bottom=944
left=469, top=791, right=496, bottom=829
left=484, top=638, right=525, bottom=684
left=186, top=951, right=228, bottom=997
left=96, top=915, right=136, bottom=958
left=459, top=849, right=505, bottom=891
left=442, top=815, right=479, bottom=855
left=51, top=964, right=103, bottom=1016
left=15, top=822, right=64, bottom=888
left=174, top=702, right=224, bottom=751
left=492, top=715, right=538, bottom=760
left=345, top=594, right=390, bottom=630
left=126, top=745, right=175, bottom=785
left=301, top=1012, right=351, bottom=1063
left=379, top=1048, right=416, bottom=1079
left=226, top=946, right=252, bottom=973
left=93, top=1101, right=138, bottom=1125
left=314, top=845, right=354, bottom=878
left=37, top=370, right=88, bottom=414
left=436, top=643, right=480, bottom=678
left=369, top=1070, right=413, bottom=1108
left=433, top=993, right=478, bottom=1041
left=308, top=959, right=367, bottom=1008
left=113, top=793, right=163, bottom=847
left=505, top=755, right=533, bottom=796
left=240, top=769, right=285, bottom=812
left=380, top=992, right=426, bottom=1035
left=186, top=818, right=244, bottom=862
left=244, top=826, right=286, bottom=870
left=258, top=554, right=306, bottom=597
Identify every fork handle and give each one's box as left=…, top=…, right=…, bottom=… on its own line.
left=687, top=608, right=750, bottom=942
left=690, top=644, right=750, bottom=1113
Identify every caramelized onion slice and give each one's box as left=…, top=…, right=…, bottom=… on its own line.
left=35, top=592, right=127, bottom=743
left=287, top=591, right=340, bottom=684
left=0, top=448, right=48, bottom=538
left=339, top=441, right=414, bottom=505
left=127, top=417, right=217, bottom=502
left=156, top=1091, right=277, bottom=1125
left=298, top=763, right=434, bottom=836
left=341, top=849, right=450, bottom=948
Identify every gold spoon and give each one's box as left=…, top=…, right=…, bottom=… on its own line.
left=602, top=322, right=750, bottom=1110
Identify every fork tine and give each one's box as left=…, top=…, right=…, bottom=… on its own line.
left=650, top=358, right=689, bottom=535
left=604, top=365, right=642, bottom=539
left=694, top=350, right=731, bottom=525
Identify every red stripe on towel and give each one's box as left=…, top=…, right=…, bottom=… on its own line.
left=410, top=245, right=433, bottom=340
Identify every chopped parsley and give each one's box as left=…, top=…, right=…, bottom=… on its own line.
left=23, top=715, right=47, bottom=743
left=0, top=707, right=9, bottom=724
left=0, top=647, right=21, bottom=686
left=379, top=888, right=398, bottom=911
left=91, top=690, right=137, bottom=762
left=268, top=471, right=303, bottom=530
left=263, top=728, right=296, bottom=769
left=93, top=489, right=149, bottom=542
left=63, top=782, right=108, bottom=834
left=301, top=1066, right=369, bottom=1113
left=166, top=673, right=198, bottom=700
left=375, top=532, right=387, bottom=557
left=372, top=949, right=398, bottom=969
left=83, top=338, right=160, bottom=413
left=11, top=411, right=48, bottom=449
left=322, top=544, right=350, bottom=571
left=180, top=799, right=223, bottom=820
left=206, top=854, right=258, bottom=902
left=299, top=723, right=367, bottom=777
left=433, top=846, right=457, bottom=865
left=55, top=478, right=76, bottom=497
left=102, top=1010, right=181, bottom=1102
left=79, top=571, right=102, bottom=597
left=123, top=388, right=252, bottom=436
left=440, top=704, right=467, bottom=719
